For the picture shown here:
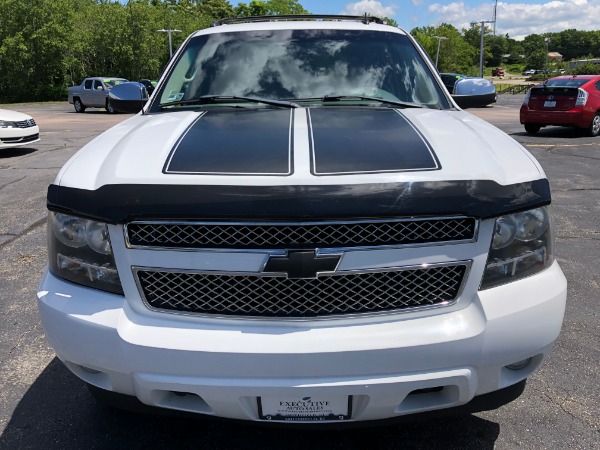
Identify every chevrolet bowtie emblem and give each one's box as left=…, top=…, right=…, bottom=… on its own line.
left=263, top=250, right=341, bottom=279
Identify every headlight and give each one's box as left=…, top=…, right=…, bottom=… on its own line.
left=480, top=206, right=554, bottom=290
left=48, top=212, right=123, bottom=294
left=0, top=120, right=16, bottom=128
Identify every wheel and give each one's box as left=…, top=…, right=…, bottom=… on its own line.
left=73, top=98, right=86, bottom=113
left=588, top=113, right=600, bottom=137
left=524, top=124, right=540, bottom=134
left=106, top=99, right=116, bottom=114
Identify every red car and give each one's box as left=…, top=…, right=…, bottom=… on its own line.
left=520, top=75, right=600, bottom=136
left=492, top=67, right=504, bottom=77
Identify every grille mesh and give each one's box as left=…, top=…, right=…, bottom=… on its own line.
left=137, top=265, right=466, bottom=318
left=127, top=218, right=475, bottom=249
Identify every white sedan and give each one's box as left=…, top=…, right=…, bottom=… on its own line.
left=0, top=108, right=40, bottom=149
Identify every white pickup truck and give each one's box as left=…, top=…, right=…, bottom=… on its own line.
left=67, top=77, right=128, bottom=113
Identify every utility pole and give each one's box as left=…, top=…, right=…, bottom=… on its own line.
left=477, top=20, right=495, bottom=77
left=432, top=36, right=448, bottom=69
left=157, top=29, right=182, bottom=59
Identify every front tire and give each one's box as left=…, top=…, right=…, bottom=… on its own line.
left=73, top=98, right=86, bottom=113
left=106, top=100, right=116, bottom=114
left=524, top=123, right=541, bottom=134
left=588, top=113, right=600, bottom=137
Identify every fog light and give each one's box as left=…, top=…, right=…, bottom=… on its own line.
left=506, top=358, right=532, bottom=370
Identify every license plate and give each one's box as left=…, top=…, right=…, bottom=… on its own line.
left=258, top=395, right=352, bottom=421
left=544, top=100, right=556, bottom=107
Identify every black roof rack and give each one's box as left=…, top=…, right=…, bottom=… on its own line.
left=213, top=14, right=385, bottom=27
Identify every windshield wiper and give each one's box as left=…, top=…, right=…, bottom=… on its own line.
left=291, top=95, right=424, bottom=109
left=160, top=95, right=299, bottom=109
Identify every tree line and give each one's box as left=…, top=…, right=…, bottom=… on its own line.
left=0, top=0, right=598, bottom=103
left=412, top=24, right=600, bottom=75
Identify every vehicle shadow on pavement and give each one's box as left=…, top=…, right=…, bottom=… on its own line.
left=0, top=358, right=501, bottom=450
left=513, top=128, right=593, bottom=139
left=0, top=147, right=37, bottom=158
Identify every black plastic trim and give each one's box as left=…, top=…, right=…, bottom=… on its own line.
left=47, top=179, right=551, bottom=224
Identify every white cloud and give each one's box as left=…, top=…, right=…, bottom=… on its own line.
left=342, top=1, right=397, bottom=18
left=427, top=0, right=600, bottom=39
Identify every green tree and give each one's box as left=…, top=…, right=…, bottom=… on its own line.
left=486, top=34, right=508, bottom=67
left=0, top=0, right=77, bottom=102
left=234, top=1, right=268, bottom=16
left=522, top=34, right=547, bottom=70
left=505, top=36, right=524, bottom=65
left=235, top=0, right=308, bottom=16
left=411, top=23, right=478, bottom=74
left=462, top=23, right=493, bottom=68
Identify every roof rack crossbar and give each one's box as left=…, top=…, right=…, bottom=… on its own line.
left=212, top=15, right=385, bottom=27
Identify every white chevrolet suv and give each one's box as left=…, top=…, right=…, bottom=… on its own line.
left=37, top=15, right=567, bottom=425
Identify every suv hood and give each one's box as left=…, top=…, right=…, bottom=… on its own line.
left=57, top=107, right=543, bottom=190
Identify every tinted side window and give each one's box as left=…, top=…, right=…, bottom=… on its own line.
left=93, top=80, right=103, bottom=89
left=595, top=81, right=600, bottom=91
left=84, top=79, right=92, bottom=89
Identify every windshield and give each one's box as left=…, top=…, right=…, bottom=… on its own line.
left=153, top=29, right=449, bottom=110
left=544, top=78, right=588, bottom=88
left=104, top=79, right=128, bottom=88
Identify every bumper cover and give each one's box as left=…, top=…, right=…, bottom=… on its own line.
left=37, top=262, right=567, bottom=423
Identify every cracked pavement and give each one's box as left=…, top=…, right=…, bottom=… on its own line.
left=0, top=99, right=598, bottom=449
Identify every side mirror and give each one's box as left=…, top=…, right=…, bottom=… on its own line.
left=108, top=82, right=149, bottom=113
left=96, top=86, right=104, bottom=91
left=451, top=78, right=497, bottom=108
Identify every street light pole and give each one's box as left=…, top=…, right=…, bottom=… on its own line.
left=432, top=36, right=448, bottom=69
left=157, top=29, right=182, bottom=59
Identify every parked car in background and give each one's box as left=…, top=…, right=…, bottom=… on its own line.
left=522, top=69, right=536, bottom=76
left=520, top=75, right=600, bottom=136
left=0, top=109, right=40, bottom=149
left=440, top=73, right=497, bottom=107
left=139, top=79, right=158, bottom=96
left=67, top=77, right=128, bottom=113
left=491, top=67, right=505, bottom=77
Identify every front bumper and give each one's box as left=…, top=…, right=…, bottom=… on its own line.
left=519, top=106, right=592, bottom=128
left=37, top=262, right=566, bottom=423
left=0, top=125, right=40, bottom=148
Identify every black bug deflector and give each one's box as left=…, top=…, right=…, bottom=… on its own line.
left=47, top=180, right=551, bottom=223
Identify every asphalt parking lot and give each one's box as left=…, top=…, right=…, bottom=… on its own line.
left=0, top=97, right=598, bottom=449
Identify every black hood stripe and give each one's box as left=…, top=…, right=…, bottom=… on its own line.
left=308, top=108, right=439, bottom=176
left=164, top=109, right=293, bottom=176
left=47, top=180, right=551, bottom=223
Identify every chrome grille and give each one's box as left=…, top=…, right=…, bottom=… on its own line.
left=14, top=119, right=36, bottom=128
left=126, top=217, right=476, bottom=249
left=136, top=264, right=467, bottom=318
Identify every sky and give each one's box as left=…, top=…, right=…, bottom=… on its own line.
left=278, top=0, right=600, bottom=39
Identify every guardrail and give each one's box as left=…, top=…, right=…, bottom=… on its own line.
left=495, top=84, right=533, bottom=95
